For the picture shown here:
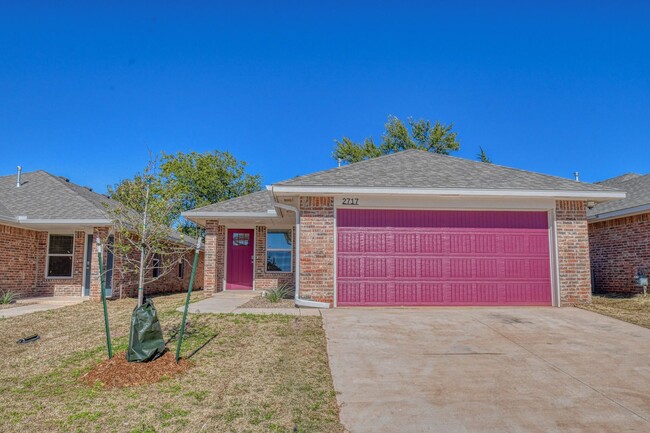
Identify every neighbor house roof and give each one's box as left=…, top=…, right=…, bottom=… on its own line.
left=272, top=150, right=623, bottom=199
left=0, top=170, right=201, bottom=247
left=0, top=170, right=116, bottom=223
left=588, top=173, right=650, bottom=220
left=183, top=190, right=277, bottom=217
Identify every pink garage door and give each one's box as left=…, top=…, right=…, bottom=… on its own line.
left=337, top=209, right=552, bottom=306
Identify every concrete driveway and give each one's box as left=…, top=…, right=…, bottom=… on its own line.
left=322, top=307, right=650, bottom=433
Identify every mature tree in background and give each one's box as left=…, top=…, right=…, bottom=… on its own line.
left=110, top=150, right=262, bottom=236
left=477, top=146, right=492, bottom=163
left=333, top=115, right=461, bottom=164
left=160, top=150, right=262, bottom=235
left=106, top=156, right=190, bottom=306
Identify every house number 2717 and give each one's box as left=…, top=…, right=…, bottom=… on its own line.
left=342, top=198, right=359, bottom=205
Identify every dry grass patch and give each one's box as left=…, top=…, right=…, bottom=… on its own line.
left=240, top=296, right=295, bottom=309
left=0, top=292, right=342, bottom=433
left=578, top=294, right=650, bottom=329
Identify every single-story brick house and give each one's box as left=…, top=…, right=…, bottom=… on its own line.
left=588, top=173, right=650, bottom=294
left=0, top=169, right=203, bottom=300
left=183, top=150, right=623, bottom=307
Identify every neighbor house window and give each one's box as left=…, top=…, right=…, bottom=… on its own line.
left=47, top=234, right=74, bottom=278
left=266, top=229, right=292, bottom=273
left=178, top=261, right=184, bottom=279
left=153, top=254, right=161, bottom=278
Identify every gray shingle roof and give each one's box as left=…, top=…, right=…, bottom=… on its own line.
left=184, top=190, right=273, bottom=214
left=275, top=149, right=619, bottom=193
left=597, top=172, right=642, bottom=187
left=588, top=173, right=650, bottom=218
left=0, top=170, right=117, bottom=220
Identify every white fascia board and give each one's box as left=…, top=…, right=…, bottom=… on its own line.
left=0, top=215, right=16, bottom=223
left=588, top=203, right=650, bottom=222
left=16, top=218, right=112, bottom=225
left=271, top=185, right=626, bottom=200
left=181, top=211, right=278, bottom=218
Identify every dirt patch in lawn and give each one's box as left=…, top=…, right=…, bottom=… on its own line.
left=579, top=294, right=650, bottom=329
left=82, top=351, right=191, bottom=388
left=240, top=295, right=295, bottom=309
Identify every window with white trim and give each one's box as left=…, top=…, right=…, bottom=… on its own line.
left=47, top=234, right=74, bottom=278
left=266, top=229, right=292, bottom=273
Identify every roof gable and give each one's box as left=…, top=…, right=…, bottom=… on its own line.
left=184, top=190, right=274, bottom=215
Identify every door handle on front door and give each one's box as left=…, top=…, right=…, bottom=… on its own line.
left=251, top=255, right=254, bottom=264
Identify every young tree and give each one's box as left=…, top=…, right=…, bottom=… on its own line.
left=477, top=146, right=493, bottom=163
left=107, top=156, right=191, bottom=306
left=333, top=115, right=461, bottom=164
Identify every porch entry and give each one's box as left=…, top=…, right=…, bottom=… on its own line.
left=226, top=229, right=255, bottom=290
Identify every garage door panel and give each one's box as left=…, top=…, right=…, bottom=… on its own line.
left=420, top=233, right=444, bottom=253
left=395, top=258, right=418, bottom=278
left=421, top=258, right=443, bottom=278
left=338, top=232, right=362, bottom=252
left=337, top=209, right=552, bottom=307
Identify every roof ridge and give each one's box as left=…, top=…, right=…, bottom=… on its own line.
left=275, top=150, right=419, bottom=185
left=416, top=151, right=624, bottom=191
left=276, top=149, right=620, bottom=192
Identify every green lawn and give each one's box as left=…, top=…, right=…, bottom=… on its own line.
left=0, top=292, right=342, bottom=433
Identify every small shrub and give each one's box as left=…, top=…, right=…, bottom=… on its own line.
left=265, top=284, right=295, bottom=303
left=0, top=290, right=17, bottom=305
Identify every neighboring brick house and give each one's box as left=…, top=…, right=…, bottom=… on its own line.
left=0, top=169, right=203, bottom=300
left=588, top=173, right=650, bottom=294
left=184, top=150, right=623, bottom=307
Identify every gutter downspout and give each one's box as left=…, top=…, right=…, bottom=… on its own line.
left=273, top=202, right=330, bottom=309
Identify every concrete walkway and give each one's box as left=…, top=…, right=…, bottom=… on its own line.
left=323, top=307, right=650, bottom=433
left=177, top=291, right=323, bottom=316
left=0, top=296, right=84, bottom=318
left=178, top=291, right=256, bottom=314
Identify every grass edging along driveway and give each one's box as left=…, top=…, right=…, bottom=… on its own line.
left=578, top=294, right=650, bottom=329
left=0, top=292, right=342, bottom=433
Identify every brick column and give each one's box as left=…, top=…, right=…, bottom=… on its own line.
left=89, top=227, right=109, bottom=301
left=556, top=200, right=592, bottom=305
left=204, top=220, right=225, bottom=294
left=299, top=196, right=335, bottom=304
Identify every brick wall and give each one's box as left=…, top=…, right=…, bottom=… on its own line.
left=88, top=228, right=205, bottom=300
left=556, top=200, right=592, bottom=304
left=204, top=220, right=226, bottom=294
left=254, top=225, right=295, bottom=290
left=110, top=249, right=205, bottom=299
left=33, top=230, right=86, bottom=296
left=299, top=196, right=335, bottom=304
left=1, top=225, right=87, bottom=297
left=589, top=212, right=650, bottom=294
left=0, top=224, right=39, bottom=297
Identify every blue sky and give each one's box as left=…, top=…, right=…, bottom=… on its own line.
left=1, top=1, right=649, bottom=193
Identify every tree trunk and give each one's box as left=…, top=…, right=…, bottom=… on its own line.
left=138, top=181, right=151, bottom=307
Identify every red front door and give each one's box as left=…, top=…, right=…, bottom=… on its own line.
left=226, top=229, right=254, bottom=290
